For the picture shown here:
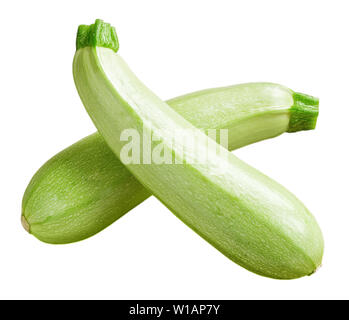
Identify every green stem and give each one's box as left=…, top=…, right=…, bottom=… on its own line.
left=76, top=19, right=119, bottom=52
left=288, top=92, right=319, bottom=132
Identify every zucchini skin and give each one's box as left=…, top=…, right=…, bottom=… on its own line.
left=22, top=82, right=314, bottom=244
left=72, top=37, right=323, bottom=280
left=22, top=133, right=151, bottom=244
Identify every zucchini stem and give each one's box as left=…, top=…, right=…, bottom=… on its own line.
left=288, top=92, right=319, bottom=132
left=76, top=19, right=119, bottom=52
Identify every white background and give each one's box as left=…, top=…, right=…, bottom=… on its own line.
left=0, top=0, right=348, bottom=299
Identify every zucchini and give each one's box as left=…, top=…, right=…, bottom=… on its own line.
left=70, top=20, right=323, bottom=279
left=22, top=82, right=318, bottom=245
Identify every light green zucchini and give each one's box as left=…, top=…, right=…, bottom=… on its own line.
left=22, top=81, right=318, bottom=245
left=70, top=20, right=323, bottom=279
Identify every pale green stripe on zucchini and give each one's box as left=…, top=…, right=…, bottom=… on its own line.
left=68, top=19, right=323, bottom=279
